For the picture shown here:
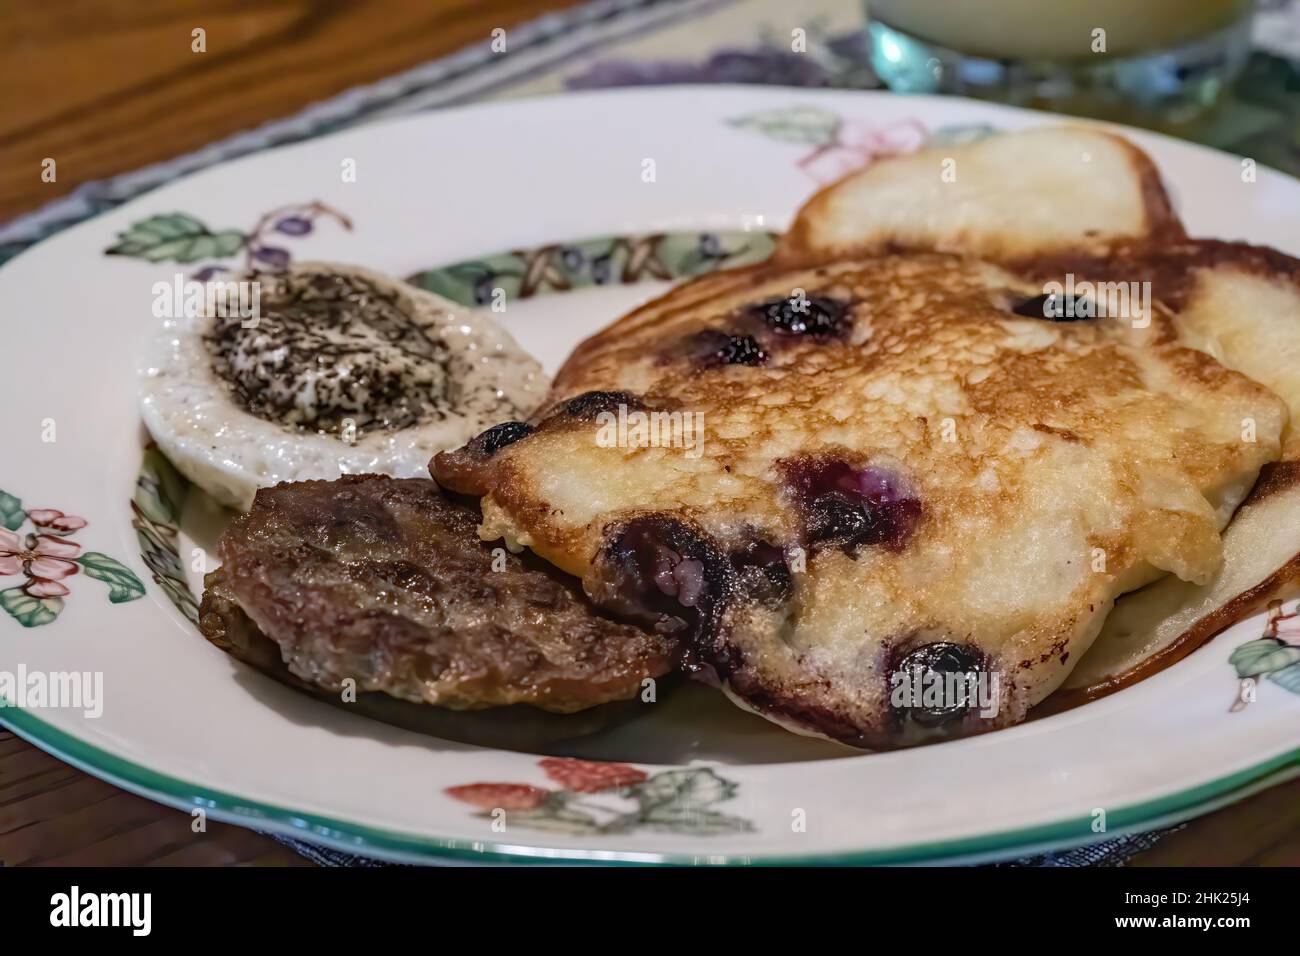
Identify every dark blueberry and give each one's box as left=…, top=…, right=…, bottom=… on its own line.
left=560, top=390, right=640, bottom=420
left=715, top=334, right=767, bottom=366
left=698, top=233, right=722, bottom=257
left=1011, top=292, right=1094, bottom=322
left=274, top=216, right=313, bottom=236
left=730, top=539, right=791, bottom=605
left=782, top=457, right=922, bottom=554
left=689, top=330, right=767, bottom=368
left=750, top=293, right=848, bottom=337
left=806, top=495, right=871, bottom=545
left=591, top=254, right=612, bottom=284
left=589, top=516, right=729, bottom=636
left=889, top=642, right=986, bottom=727
left=466, top=420, right=534, bottom=456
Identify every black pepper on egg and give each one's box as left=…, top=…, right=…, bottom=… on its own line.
left=205, top=271, right=456, bottom=435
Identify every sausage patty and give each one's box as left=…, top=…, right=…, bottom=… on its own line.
left=199, top=474, right=678, bottom=712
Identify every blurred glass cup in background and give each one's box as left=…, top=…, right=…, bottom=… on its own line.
left=866, top=0, right=1255, bottom=128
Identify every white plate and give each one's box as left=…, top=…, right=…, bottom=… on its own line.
left=1, top=87, right=1297, bottom=865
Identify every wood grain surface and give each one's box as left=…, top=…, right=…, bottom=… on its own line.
left=0, top=0, right=582, bottom=222
left=1129, top=776, right=1300, bottom=867
left=0, top=730, right=311, bottom=866
left=0, top=0, right=1295, bottom=868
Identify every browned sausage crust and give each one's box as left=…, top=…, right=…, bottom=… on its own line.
left=201, top=474, right=678, bottom=712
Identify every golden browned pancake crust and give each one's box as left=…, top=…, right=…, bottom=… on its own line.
left=434, top=252, right=1286, bottom=747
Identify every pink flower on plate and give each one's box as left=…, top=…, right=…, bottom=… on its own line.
left=1267, top=601, right=1300, bottom=641
left=798, top=118, right=929, bottom=184
left=445, top=783, right=549, bottom=811
left=539, top=757, right=648, bottom=793
left=0, top=526, right=82, bottom=597
left=0, top=529, right=20, bottom=578
left=27, top=509, right=88, bottom=535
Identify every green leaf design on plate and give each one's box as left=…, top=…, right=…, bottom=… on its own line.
left=501, top=801, right=603, bottom=835
left=408, top=253, right=527, bottom=305
left=0, top=489, right=23, bottom=531
left=408, top=231, right=780, bottom=306
left=1268, top=662, right=1300, bottom=696
left=638, top=804, right=755, bottom=835
left=137, top=447, right=187, bottom=522
left=1229, top=638, right=1300, bottom=678
left=134, top=446, right=188, bottom=526
left=551, top=238, right=627, bottom=288
left=927, top=123, right=997, bottom=147
left=653, top=231, right=777, bottom=278
left=131, top=445, right=200, bottom=622
left=76, top=552, right=146, bottom=604
left=106, top=213, right=245, bottom=264
left=728, top=106, right=840, bottom=146
left=630, top=767, right=737, bottom=810
left=0, top=588, right=63, bottom=627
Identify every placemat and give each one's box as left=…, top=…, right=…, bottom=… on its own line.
left=6, top=0, right=1297, bottom=866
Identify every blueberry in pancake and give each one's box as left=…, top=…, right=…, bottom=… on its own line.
left=199, top=475, right=678, bottom=716
left=434, top=252, right=1286, bottom=749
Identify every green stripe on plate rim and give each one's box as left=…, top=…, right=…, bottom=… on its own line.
left=2, top=704, right=1295, bottom=865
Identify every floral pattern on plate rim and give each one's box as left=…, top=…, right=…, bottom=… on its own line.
left=1229, top=598, right=1300, bottom=709
left=407, top=231, right=777, bottom=307
left=105, top=200, right=350, bottom=276
left=0, top=489, right=144, bottom=628
left=725, top=106, right=995, bottom=181
left=446, top=758, right=754, bottom=836
left=132, top=446, right=198, bottom=624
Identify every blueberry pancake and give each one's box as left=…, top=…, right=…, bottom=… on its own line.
left=434, top=251, right=1286, bottom=748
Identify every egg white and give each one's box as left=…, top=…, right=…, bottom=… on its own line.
left=138, top=262, right=548, bottom=510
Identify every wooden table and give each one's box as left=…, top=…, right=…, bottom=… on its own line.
left=1, top=0, right=1295, bottom=867
left=0, top=0, right=582, bottom=221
